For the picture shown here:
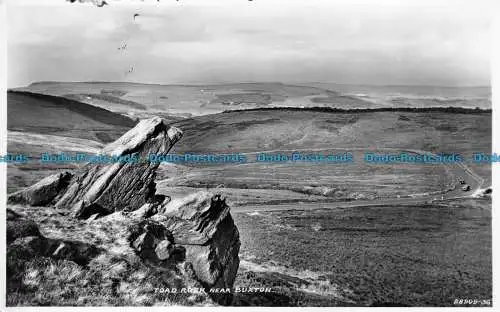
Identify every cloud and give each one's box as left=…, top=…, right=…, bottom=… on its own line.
left=7, top=1, right=491, bottom=87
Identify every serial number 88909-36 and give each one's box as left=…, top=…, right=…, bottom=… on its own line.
left=454, top=298, right=491, bottom=306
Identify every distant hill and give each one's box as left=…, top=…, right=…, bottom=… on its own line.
left=13, top=81, right=375, bottom=117
left=14, top=81, right=491, bottom=119
left=8, top=90, right=137, bottom=143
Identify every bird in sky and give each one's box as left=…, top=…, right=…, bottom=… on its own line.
left=66, top=0, right=108, bottom=6
left=133, top=13, right=140, bottom=20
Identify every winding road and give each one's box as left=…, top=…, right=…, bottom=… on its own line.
left=230, top=147, right=486, bottom=212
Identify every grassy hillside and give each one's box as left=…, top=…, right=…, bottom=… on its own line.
left=171, top=108, right=491, bottom=156
left=8, top=91, right=136, bottom=143
left=233, top=199, right=491, bottom=306
left=7, top=91, right=137, bottom=193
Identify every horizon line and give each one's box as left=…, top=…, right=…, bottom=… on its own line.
left=9, top=80, right=492, bottom=89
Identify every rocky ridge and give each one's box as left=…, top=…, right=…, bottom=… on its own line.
left=7, top=117, right=240, bottom=306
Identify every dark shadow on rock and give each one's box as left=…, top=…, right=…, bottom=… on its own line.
left=164, top=245, right=186, bottom=263
left=128, top=220, right=184, bottom=263
left=195, top=194, right=227, bottom=232
left=74, top=202, right=112, bottom=220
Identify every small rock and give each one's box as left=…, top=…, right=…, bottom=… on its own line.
left=133, top=232, right=150, bottom=251
left=130, top=203, right=156, bottom=219
left=155, top=240, right=174, bottom=260
left=87, top=213, right=100, bottom=222
left=52, top=242, right=68, bottom=257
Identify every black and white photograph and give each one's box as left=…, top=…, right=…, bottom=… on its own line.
left=0, top=0, right=496, bottom=308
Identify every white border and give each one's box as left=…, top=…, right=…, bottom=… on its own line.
left=490, top=0, right=499, bottom=310
left=0, top=0, right=498, bottom=311
left=0, top=0, right=8, bottom=309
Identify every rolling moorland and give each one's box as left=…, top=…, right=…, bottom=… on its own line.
left=6, top=83, right=492, bottom=306
left=15, top=81, right=492, bottom=118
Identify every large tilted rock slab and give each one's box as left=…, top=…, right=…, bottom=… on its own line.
left=7, top=117, right=182, bottom=216
left=54, top=117, right=182, bottom=218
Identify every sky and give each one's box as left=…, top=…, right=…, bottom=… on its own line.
left=6, top=0, right=492, bottom=87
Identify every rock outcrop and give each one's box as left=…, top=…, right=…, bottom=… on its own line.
left=6, top=117, right=240, bottom=306
left=7, top=208, right=103, bottom=265
left=56, top=117, right=183, bottom=218
left=152, top=192, right=240, bottom=304
left=8, top=171, right=73, bottom=206
left=8, top=117, right=182, bottom=218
